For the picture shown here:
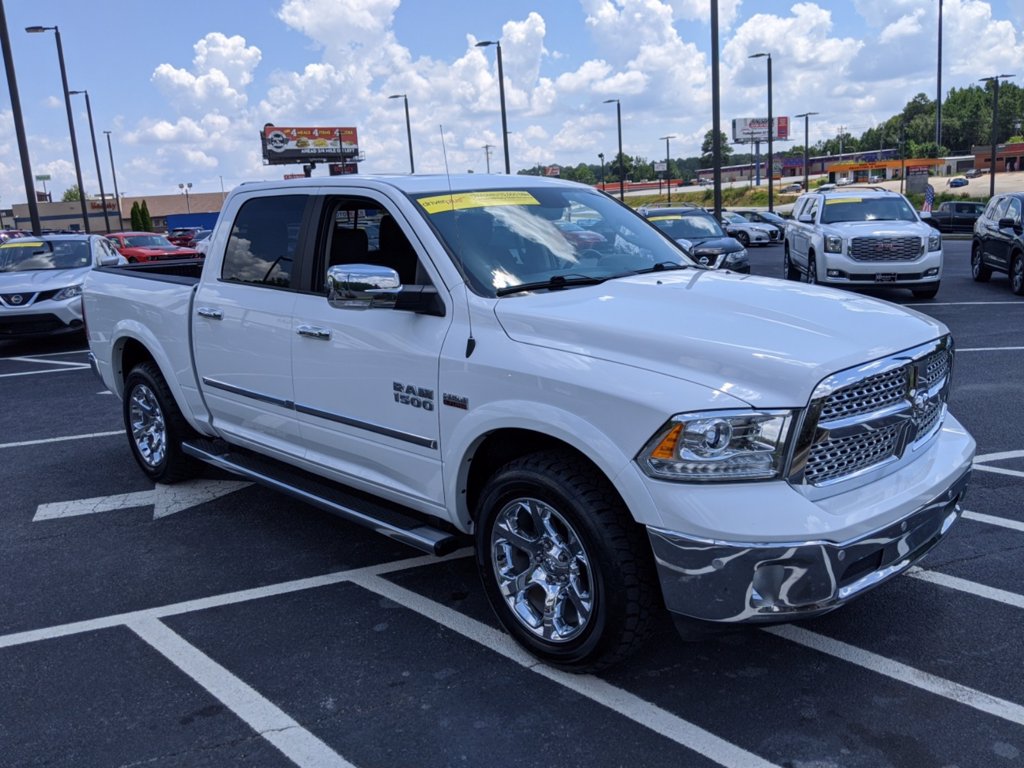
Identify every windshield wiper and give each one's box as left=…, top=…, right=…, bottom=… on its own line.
left=635, top=261, right=693, bottom=274
left=495, top=273, right=609, bottom=297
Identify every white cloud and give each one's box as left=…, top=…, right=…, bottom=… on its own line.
left=880, top=9, right=925, bottom=44
left=152, top=33, right=262, bottom=112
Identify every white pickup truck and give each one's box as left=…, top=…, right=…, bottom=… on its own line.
left=85, top=174, right=974, bottom=671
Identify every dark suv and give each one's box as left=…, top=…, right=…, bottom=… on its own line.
left=640, top=206, right=750, bottom=272
left=971, top=193, right=1024, bottom=295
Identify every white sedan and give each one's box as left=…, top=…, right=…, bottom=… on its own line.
left=0, top=234, right=124, bottom=338
left=718, top=211, right=781, bottom=246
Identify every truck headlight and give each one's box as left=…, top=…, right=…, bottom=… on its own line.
left=53, top=284, right=83, bottom=301
left=927, top=232, right=941, bottom=252
left=824, top=235, right=843, bottom=254
left=638, top=409, right=793, bottom=482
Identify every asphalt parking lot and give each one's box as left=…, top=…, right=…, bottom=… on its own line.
left=2, top=239, right=1022, bottom=768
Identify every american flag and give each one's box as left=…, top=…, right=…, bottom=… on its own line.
left=923, top=184, right=935, bottom=213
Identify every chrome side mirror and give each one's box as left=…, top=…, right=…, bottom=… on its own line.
left=327, top=263, right=402, bottom=310
left=98, top=254, right=122, bottom=267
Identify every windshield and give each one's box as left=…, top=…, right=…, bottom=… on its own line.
left=647, top=213, right=725, bottom=239
left=0, top=240, right=91, bottom=272
left=820, top=196, right=918, bottom=224
left=413, top=188, right=691, bottom=297
left=124, top=235, right=174, bottom=248
left=721, top=212, right=746, bottom=224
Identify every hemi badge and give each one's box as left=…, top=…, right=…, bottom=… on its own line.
left=443, top=393, right=469, bottom=410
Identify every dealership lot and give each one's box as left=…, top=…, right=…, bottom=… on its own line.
left=1, top=239, right=1022, bottom=767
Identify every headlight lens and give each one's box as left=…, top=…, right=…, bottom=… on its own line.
left=824, top=235, right=843, bottom=253
left=928, top=232, right=941, bottom=252
left=53, top=284, right=83, bottom=301
left=724, top=249, right=748, bottom=264
left=638, top=409, right=793, bottom=482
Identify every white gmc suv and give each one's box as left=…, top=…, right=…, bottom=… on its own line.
left=783, top=188, right=943, bottom=299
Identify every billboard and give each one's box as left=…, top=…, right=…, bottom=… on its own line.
left=261, top=126, right=359, bottom=165
left=732, top=117, right=790, bottom=142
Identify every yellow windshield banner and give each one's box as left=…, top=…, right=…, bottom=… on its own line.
left=417, top=190, right=540, bottom=215
left=824, top=198, right=862, bottom=205
left=0, top=241, right=44, bottom=248
left=648, top=215, right=683, bottom=221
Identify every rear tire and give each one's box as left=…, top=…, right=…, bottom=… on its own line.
left=123, top=362, right=200, bottom=484
left=971, top=243, right=991, bottom=282
left=475, top=450, right=657, bottom=672
left=1012, top=252, right=1024, bottom=296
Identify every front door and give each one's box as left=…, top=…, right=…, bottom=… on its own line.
left=290, top=192, right=452, bottom=508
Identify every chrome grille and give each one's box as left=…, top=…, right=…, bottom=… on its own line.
left=818, top=367, right=906, bottom=422
left=796, top=340, right=953, bottom=488
left=849, top=237, right=921, bottom=262
left=804, top=422, right=903, bottom=485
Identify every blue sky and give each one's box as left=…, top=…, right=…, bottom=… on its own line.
left=2, top=0, right=1023, bottom=207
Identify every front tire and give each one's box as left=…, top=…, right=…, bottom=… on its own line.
left=736, top=231, right=750, bottom=247
left=1012, top=252, right=1024, bottom=296
left=475, top=451, right=656, bottom=672
left=123, top=362, right=199, bottom=483
left=971, top=243, right=992, bottom=282
left=783, top=246, right=799, bottom=281
left=806, top=253, right=818, bottom=285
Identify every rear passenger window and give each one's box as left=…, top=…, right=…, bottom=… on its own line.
left=222, top=195, right=306, bottom=288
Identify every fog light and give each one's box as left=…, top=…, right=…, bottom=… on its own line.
left=827, top=269, right=841, bottom=277
left=924, top=267, right=939, bottom=277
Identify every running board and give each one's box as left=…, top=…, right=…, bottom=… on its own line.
left=182, top=440, right=464, bottom=556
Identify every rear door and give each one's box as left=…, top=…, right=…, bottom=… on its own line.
left=289, top=190, right=453, bottom=507
left=192, top=192, right=313, bottom=458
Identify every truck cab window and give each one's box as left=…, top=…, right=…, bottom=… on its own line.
left=222, top=195, right=306, bottom=288
left=322, top=199, right=421, bottom=288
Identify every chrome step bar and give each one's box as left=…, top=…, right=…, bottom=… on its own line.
left=182, top=441, right=463, bottom=556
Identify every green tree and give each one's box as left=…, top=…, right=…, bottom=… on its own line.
left=573, top=163, right=596, bottom=185
left=140, top=200, right=153, bottom=232
left=62, top=185, right=81, bottom=202
left=130, top=201, right=142, bottom=231
left=700, top=130, right=733, bottom=166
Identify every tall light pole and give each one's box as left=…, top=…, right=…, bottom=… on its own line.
left=936, top=0, right=943, bottom=148
left=659, top=135, right=675, bottom=203
left=749, top=52, right=773, bottom=212
left=482, top=144, right=494, bottom=173
left=475, top=40, right=510, bottom=174
left=103, top=130, right=123, bottom=230
left=598, top=152, right=605, bottom=191
left=26, top=24, right=89, bottom=232
left=69, top=90, right=110, bottom=232
left=980, top=74, right=1014, bottom=199
left=603, top=98, right=624, bottom=201
left=387, top=93, right=414, bottom=173
left=1, top=0, right=41, bottom=233
left=178, top=182, right=192, bottom=213
left=794, top=111, right=818, bottom=192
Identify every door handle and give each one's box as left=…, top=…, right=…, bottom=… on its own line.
left=197, top=307, right=223, bottom=319
left=296, top=325, right=332, bottom=340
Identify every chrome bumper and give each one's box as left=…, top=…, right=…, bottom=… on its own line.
left=648, top=464, right=971, bottom=623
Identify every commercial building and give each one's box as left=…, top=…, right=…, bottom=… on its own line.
left=11, top=191, right=227, bottom=234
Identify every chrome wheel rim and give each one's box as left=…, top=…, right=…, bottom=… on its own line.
left=129, top=383, right=167, bottom=468
left=490, top=497, right=593, bottom=643
left=971, top=250, right=980, bottom=277
left=807, top=258, right=817, bottom=284
left=1013, top=256, right=1023, bottom=292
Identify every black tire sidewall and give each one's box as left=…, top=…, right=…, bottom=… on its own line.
left=123, top=362, right=196, bottom=484
left=474, top=458, right=639, bottom=670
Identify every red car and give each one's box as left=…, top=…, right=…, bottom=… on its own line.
left=167, top=226, right=205, bottom=247
left=107, top=232, right=201, bottom=263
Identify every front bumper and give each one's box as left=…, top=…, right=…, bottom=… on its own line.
left=0, top=298, right=84, bottom=337
left=647, top=449, right=972, bottom=624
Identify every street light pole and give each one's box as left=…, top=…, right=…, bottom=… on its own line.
left=178, top=182, right=192, bottom=213
left=749, top=52, right=773, bottom=212
left=659, top=135, right=675, bottom=203
left=980, top=74, right=1015, bottom=199
left=103, top=130, right=124, bottom=230
left=27, top=24, right=89, bottom=231
left=69, top=90, right=110, bottom=232
left=603, top=98, right=624, bottom=201
left=475, top=41, right=510, bottom=174
left=483, top=144, right=494, bottom=173
left=387, top=94, right=414, bottom=173
left=1, top=0, right=42, bottom=233
left=936, top=0, right=943, bottom=148
left=598, top=153, right=605, bottom=191
left=795, top=112, right=818, bottom=192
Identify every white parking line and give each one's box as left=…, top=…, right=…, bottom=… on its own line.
left=0, top=430, right=122, bottom=450
left=765, top=625, right=1024, bottom=727
left=349, top=570, right=779, bottom=768
left=963, top=510, right=1024, bottom=533
left=8, top=355, right=90, bottom=368
left=909, top=568, right=1024, bottom=610
left=908, top=301, right=1024, bottom=307
left=131, top=617, right=355, bottom=768
left=0, top=366, right=90, bottom=378
left=958, top=346, right=1024, bottom=352
left=972, top=465, right=1024, bottom=480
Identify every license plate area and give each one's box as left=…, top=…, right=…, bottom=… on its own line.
left=874, top=273, right=898, bottom=283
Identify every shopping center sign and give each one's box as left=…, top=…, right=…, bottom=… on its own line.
left=731, top=117, right=790, bottom=142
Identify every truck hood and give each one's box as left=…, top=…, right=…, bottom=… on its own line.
left=0, top=266, right=91, bottom=292
left=494, top=270, right=946, bottom=407
left=823, top=220, right=929, bottom=237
